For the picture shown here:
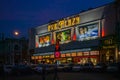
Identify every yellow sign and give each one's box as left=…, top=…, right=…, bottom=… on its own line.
left=48, top=16, right=80, bottom=31
left=104, top=39, right=113, bottom=45
left=102, top=46, right=115, bottom=49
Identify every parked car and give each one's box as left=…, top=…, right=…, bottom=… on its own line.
left=57, top=64, right=65, bottom=71
left=83, top=63, right=94, bottom=72
left=34, top=64, right=54, bottom=74
left=11, top=64, right=33, bottom=76
left=94, top=63, right=107, bottom=72
left=63, top=63, right=73, bottom=72
left=3, top=65, right=13, bottom=74
left=34, top=64, right=43, bottom=73
left=106, top=63, right=120, bottom=73
left=45, top=64, right=55, bottom=73
left=72, top=64, right=83, bottom=72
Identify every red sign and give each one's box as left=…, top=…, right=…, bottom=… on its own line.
left=54, top=39, right=61, bottom=58
left=54, top=51, right=60, bottom=58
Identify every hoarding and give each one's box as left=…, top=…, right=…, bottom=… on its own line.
left=56, top=29, right=71, bottom=43
left=35, top=34, right=51, bottom=48
left=77, top=23, right=99, bottom=41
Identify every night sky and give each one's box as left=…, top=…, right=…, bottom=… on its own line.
left=0, top=0, right=114, bottom=38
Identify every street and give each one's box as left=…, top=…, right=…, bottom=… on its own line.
left=1, top=72, right=120, bottom=80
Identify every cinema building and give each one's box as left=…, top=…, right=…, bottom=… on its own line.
left=29, top=2, right=120, bottom=65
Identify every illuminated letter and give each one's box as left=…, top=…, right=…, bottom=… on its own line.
left=75, top=16, right=80, bottom=24
left=48, top=25, right=51, bottom=31
left=71, top=17, right=75, bottom=26
left=68, top=18, right=72, bottom=27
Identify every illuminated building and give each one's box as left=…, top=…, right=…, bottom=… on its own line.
left=29, top=2, right=120, bottom=64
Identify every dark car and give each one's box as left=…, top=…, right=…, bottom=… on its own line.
left=106, top=63, right=120, bottom=73
left=63, top=63, right=74, bottom=72
left=72, top=64, right=83, bottom=72
left=94, top=63, right=107, bottom=72
left=11, top=64, right=33, bottom=76
left=83, top=63, right=94, bottom=72
left=57, top=64, right=65, bottom=72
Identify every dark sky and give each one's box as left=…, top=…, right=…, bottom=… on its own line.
left=0, top=0, right=114, bottom=38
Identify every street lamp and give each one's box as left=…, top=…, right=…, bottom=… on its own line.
left=14, top=31, right=19, bottom=36
left=13, top=31, right=21, bottom=64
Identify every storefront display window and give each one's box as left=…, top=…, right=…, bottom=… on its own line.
left=38, top=56, right=42, bottom=59
left=90, top=51, right=99, bottom=55
left=83, top=52, right=89, bottom=56
left=61, top=54, right=66, bottom=57
left=77, top=52, right=83, bottom=56
left=50, top=55, right=54, bottom=58
left=66, top=53, right=71, bottom=57
left=71, top=52, right=76, bottom=57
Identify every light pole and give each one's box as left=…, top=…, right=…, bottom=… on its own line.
left=13, top=31, right=20, bottom=64
left=14, top=31, right=19, bottom=36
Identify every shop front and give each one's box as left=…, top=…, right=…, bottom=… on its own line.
left=100, top=36, right=117, bottom=63
left=32, top=48, right=100, bottom=65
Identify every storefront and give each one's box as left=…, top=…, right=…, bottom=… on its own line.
left=100, top=36, right=117, bottom=63
left=29, top=3, right=119, bottom=64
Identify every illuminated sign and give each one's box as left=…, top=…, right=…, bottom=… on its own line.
left=56, top=29, right=71, bottom=43
left=103, top=39, right=114, bottom=45
left=102, top=46, right=115, bottom=49
left=35, top=34, right=51, bottom=48
left=48, top=16, right=80, bottom=31
left=54, top=40, right=61, bottom=58
left=102, top=37, right=115, bottom=49
left=54, top=51, right=61, bottom=58
left=77, top=23, right=99, bottom=41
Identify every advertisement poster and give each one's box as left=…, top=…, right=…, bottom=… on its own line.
left=77, top=23, right=98, bottom=41
left=56, top=29, right=71, bottom=43
left=36, top=34, right=51, bottom=48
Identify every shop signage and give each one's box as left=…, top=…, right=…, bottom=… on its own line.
left=102, top=37, right=115, bottom=46
left=48, top=16, right=80, bottom=31
left=102, top=37, right=115, bottom=49
left=54, top=40, right=61, bottom=58
left=102, top=46, right=115, bottom=49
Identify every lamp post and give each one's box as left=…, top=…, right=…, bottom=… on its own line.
left=13, top=31, right=20, bottom=64
left=14, top=31, right=19, bottom=36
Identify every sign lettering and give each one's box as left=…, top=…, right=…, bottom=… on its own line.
left=48, top=16, right=80, bottom=31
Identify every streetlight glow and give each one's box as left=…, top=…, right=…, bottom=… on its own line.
left=14, top=31, right=19, bottom=36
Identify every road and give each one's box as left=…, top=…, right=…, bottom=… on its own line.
left=1, top=72, right=120, bottom=80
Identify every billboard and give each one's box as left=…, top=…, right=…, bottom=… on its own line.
left=56, top=29, right=71, bottom=43
left=77, top=23, right=99, bottom=41
left=35, top=34, right=51, bottom=48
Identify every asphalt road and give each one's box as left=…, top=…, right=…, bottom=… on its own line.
left=1, top=72, right=120, bottom=80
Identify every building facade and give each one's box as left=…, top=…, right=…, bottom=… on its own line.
left=29, top=2, right=120, bottom=65
left=0, top=37, right=29, bottom=65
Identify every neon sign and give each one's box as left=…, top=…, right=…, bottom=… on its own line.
left=48, top=16, right=80, bottom=31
